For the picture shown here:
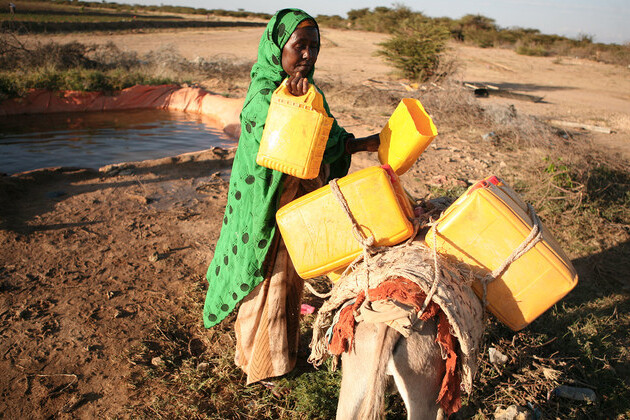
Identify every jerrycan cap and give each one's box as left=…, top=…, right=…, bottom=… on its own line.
left=466, top=175, right=506, bottom=198
left=485, top=175, right=502, bottom=186
left=380, top=164, right=396, bottom=183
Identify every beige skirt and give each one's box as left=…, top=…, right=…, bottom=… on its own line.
left=234, top=172, right=325, bottom=385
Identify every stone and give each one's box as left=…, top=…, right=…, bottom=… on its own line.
left=550, top=385, right=597, bottom=403
left=197, top=362, right=210, bottom=372
left=488, top=347, right=509, bottom=365
left=494, top=404, right=532, bottom=420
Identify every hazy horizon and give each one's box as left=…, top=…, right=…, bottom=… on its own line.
left=108, top=0, right=629, bottom=45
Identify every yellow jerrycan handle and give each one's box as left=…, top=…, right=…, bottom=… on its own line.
left=275, top=79, right=326, bottom=113
left=257, top=78, right=334, bottom=179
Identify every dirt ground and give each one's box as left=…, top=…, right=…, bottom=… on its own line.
left=1, top=26, right=629, bottom=418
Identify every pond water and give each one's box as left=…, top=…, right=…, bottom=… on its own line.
left=0, top=109, right=237, bottom=174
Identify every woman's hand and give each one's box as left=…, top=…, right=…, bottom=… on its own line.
left=346, top=133, right=380, bottom=154
left=285, top=71, right=309, bottom=96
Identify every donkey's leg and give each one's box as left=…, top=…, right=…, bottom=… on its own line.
left=387, top=319, right=445, bottom=420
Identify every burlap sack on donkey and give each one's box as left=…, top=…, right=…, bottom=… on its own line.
left=309, top=239, right=484, bottom=394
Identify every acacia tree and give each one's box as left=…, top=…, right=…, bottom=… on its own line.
left=377, top=17, right=450, bottom=80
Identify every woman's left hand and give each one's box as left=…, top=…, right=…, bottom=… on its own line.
left=346, top=133, right=380, bottom=154
left=286, top=71, right=309, bottom=96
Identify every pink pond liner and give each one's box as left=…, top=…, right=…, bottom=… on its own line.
left=0, top=84, right=244, bottom=138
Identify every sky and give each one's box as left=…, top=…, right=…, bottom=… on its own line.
left=121, top=0, right=630, bottom=45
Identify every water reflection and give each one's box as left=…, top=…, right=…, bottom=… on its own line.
left=0, top=109, right=237, bottom=174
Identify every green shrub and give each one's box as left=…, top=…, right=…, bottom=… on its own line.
left=457, top=13, right=498, bottom=32
left=63, top=68, right=107, bottom=91
left=31, top=67, right=63, bottom=90
left=316, top=14, right=347, bottom=30
left=347, top=5, right=416, bottom=33
left=0, top=73, right=18, bottom=98
left=377, top=17, right=450, bottom=80
left=465, top=29, right=496, bottom=48
left=515, top=43, right=549, bottom=56
left=0, top=66, right=178, bottom=97
left=494, top=29, right=520, bottom=46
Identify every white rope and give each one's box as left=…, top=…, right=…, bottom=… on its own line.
left=329, top=178, right=377, bottom=300
left=481, top=203, right=544, bottom=308
left=405, top=217, right=421, bottom=246
left=420, top=220, right=441, bottom=315
left=328, top=178, right=376, bottom=249
left=304, top=280, right=332, bottom=299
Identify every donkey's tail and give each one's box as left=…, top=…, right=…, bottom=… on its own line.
left=358, top=324, right=402, bottom=420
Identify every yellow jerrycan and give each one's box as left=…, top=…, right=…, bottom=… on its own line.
left=425, top=176, right=578, bottom=331
left=325, top=164, right=415, bottom=283
left=379, top=98, right=438, bottom=175
left=257, top=80, right=333, bottom=179
left=276, top=166, right=415, bottom=279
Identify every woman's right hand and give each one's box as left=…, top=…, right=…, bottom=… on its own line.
left=285, top=71, right=309, bottom=96
left=346, top=134, right=381, bottom=154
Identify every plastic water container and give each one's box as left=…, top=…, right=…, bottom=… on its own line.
left=425, top=176, right=578, bottom=331
left=276, top=166, right=415, bottom=279
left=326, top=164, right=415, bottom=283
left=379, top=98, right=438, bottom=175
left=326, top=267, right=346, bottom=283
left=257, top=81, right=333, bottom=179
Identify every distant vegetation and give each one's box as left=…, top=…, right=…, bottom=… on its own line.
left=0, top=0, right=267, bottom=33
left=2, top=2, right=628, bottom=82
left=0, top=0, right=264, bottom=98
left=317, top=6, right=630, bottom=69
left=376, top=15, right=450, bottom=80
left=0, top=0, right=272, bottom=19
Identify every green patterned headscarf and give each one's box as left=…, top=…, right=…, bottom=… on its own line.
left=203, top=8, right=351, bottom=328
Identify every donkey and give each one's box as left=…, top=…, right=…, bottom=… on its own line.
left=336, top=319, right=445, bottom=420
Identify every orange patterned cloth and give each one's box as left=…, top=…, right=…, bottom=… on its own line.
left=327, top=277, right=461, bottom=415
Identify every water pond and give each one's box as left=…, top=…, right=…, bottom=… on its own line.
left=0, top=109, right=237, bottom=174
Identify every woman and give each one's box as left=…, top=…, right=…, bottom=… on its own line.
left=203, top=8, right=379, bottom=384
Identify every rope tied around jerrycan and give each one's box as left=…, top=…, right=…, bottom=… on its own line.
left=328, top=178, right=379, bottom=301
left=421, top=218, right=442, bottom=315
left=326, top=178, right=424, bottom=302
left=403, top=199, right=455, bottom=316
left=301, top=177, right=383, bottom=301
left=320, top=178, right=432, bottom=301
left=302, top=178, right=430, bottom=304
left=479, top=202, right=544, bottom=309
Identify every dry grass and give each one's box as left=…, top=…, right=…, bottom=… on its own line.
left=0, top=36, right=253, bottom=98
left=123, top=277, right=347, bottom=419
left=323, top=76, right=558, bottom=150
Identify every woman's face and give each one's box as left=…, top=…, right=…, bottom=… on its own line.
left=281, top=26, right=320, bottom=77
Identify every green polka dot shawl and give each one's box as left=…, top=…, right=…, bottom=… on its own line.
left=203, top=9, right=351, bottom=328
